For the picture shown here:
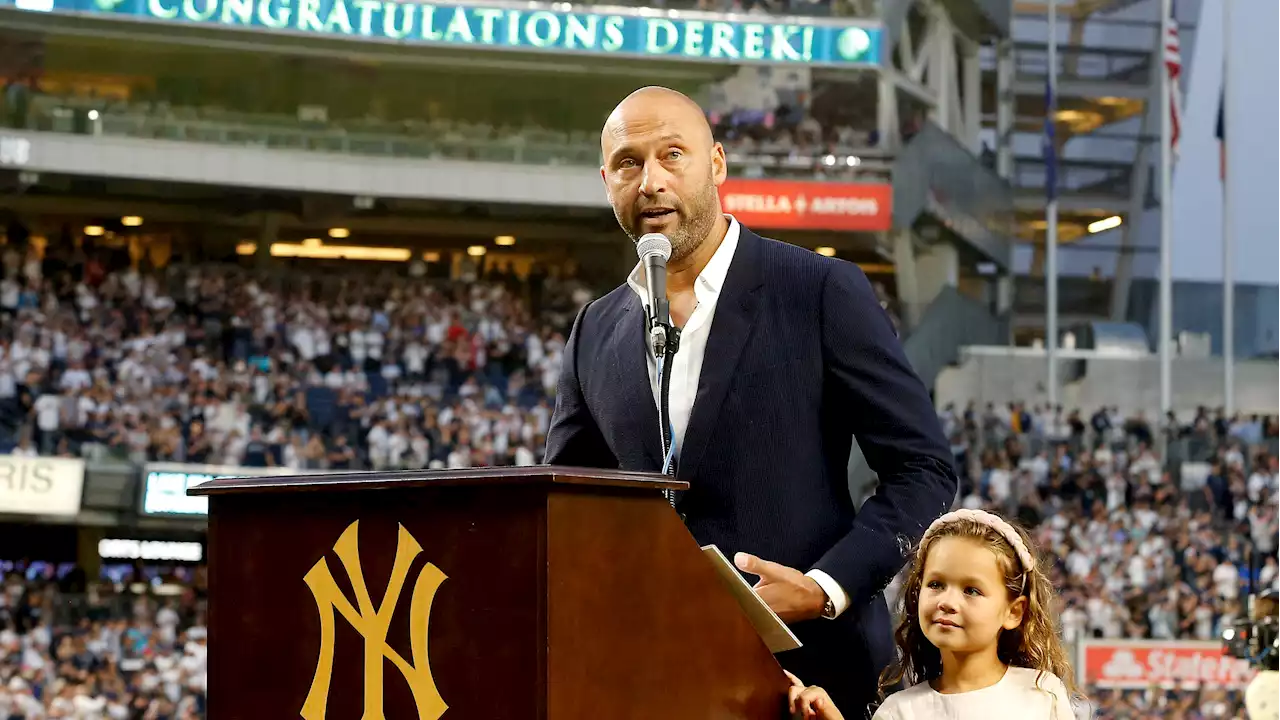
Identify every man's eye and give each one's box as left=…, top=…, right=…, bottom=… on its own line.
left=618, top=159, right=637, bottom=169
left=667, top=150, right=682, bottom=160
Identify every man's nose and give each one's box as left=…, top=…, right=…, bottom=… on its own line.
left=638, top=159, right=670, bottom=197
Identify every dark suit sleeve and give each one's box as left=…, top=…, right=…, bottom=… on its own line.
left=810, top=261, right=958, bottom=607
left=543, top=301, right=618, bottom=468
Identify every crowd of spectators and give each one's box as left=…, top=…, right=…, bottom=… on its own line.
left=1, top=254, right=1277, bottom=718
left=936, top=401, right=1279, bottom=719
left=0, top=243, right=593, bottom=470
left=0, top=569, right=208, bottom=719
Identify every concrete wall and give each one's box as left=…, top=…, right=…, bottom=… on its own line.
left=935, top=348, right=1279, bottom=415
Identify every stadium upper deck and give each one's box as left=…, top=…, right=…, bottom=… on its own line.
left=0, top=0, right=1015, bottom=332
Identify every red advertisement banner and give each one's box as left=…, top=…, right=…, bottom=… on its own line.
left=719, top=179, right=893, bottom=232
left=1078, top=640, right=1255, bottom=690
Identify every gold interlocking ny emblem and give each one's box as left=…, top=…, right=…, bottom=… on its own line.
left=301, top=520, right=448, bottom=720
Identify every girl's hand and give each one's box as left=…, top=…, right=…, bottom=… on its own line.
left=785, top=670, right=846, bottom=720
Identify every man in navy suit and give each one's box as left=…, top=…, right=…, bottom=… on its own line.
left=544, top=86, right=957, bottom=716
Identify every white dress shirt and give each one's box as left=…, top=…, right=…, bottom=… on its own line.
left=625, top=215, right=852, bottom=619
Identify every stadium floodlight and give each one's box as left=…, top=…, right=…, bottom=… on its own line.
left=1087, top=215, right=1123, bottom=234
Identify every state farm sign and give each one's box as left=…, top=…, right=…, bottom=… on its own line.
left=720, top=179, right=892, bottom=232
left=1079, top=640, right=1255, bottom=690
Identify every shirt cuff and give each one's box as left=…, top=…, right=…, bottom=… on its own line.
left=806, top=569, right=851, bottom=619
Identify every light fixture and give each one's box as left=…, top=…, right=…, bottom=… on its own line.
left=1087, top=215, right=1123, bottom=234
left=121, top=216, right=143, bottom=227
left=466, top=245, right=487, bottom=257
left=1054, top=110, right=1089, bottom=122
left=815, top=246, right=837, bottom=257
left=423, top=251, right=441, bottom=262
left=328, top=227, right=350, bottom=239
left=235, top=242, right=411, bottom=262
left=83, top=225, right=105, bottom=236
left=822, top=154, right=836, bottom=167
left=494, top=235, right=516, bottom=246
left=87, top=110, right=99, bottom=121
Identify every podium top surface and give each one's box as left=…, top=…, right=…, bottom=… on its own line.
left=187, top=465, right=687, bottom=497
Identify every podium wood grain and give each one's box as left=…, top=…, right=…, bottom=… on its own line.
left=195, top=467, right=790, bottom=719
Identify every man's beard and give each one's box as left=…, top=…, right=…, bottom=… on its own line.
left=617, top=181, right=719, bottom=264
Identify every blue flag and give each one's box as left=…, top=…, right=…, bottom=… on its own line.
left=1043, top=78, right=1057, bottom=202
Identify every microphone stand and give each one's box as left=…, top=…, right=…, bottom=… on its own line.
left=646, top=307, right=681, bottom=506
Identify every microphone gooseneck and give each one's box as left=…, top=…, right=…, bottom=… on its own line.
left=635, top=233, right=681, bottom=507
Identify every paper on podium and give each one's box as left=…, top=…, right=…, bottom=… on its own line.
left=701, top=545, right=803, bottom=654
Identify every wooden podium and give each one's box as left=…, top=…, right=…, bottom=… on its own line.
left=191, top=466, right=791, bottom=719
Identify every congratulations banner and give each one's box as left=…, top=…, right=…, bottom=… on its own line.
left=6, top=0, right=882, bottom=66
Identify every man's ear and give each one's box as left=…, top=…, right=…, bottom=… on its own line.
left=711, top=142, right=727, bottom=186
left=1002, top=596, right=1028, bottom=631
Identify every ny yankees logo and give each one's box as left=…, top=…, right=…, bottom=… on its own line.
left=301, top=520, right=448, bottom=720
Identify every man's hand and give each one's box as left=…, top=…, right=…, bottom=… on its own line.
left=734, top=552, right=827, bottom=624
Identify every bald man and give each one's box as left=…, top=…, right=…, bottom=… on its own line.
left=545, top=87, right=957, bottom=715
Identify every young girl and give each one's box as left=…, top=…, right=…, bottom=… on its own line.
left=787, top=508, right=1081, bottom=720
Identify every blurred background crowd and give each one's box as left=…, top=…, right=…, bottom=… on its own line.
left=0, top=256, right=1275, bottom=718
left=1, top=0, right=1277, bottom=715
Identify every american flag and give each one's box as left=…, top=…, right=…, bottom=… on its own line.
left=1164, top=2, right=1183, bottom=158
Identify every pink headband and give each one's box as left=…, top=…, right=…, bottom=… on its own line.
left=922, top=509, right=1036, bottom=592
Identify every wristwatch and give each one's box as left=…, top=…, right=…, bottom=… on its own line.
left=820, top=592, right=837, bottom=620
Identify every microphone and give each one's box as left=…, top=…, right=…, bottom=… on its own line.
left=636, top=233, right=672, bottom=356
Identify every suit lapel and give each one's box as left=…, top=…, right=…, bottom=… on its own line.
left=677, top=228, right=765, bottom=481
left=613, top=291, right=665, bottom=469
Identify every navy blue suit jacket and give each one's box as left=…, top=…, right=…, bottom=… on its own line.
left=544, top=227, right=957, bottom=716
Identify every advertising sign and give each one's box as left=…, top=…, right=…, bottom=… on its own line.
left=141, top=462, right=308, bottom=516
left=1078, top=640, right=1255, bottom=690
left=720, top=178, right=892, bottom=232
left=0, top=455, right=85, bottom=517
left=99, top=538, right=204, bottom=562
left=4, top=0, right=883, bottom=67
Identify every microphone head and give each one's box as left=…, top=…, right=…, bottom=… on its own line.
left=636, top=233, right=672, bottom=263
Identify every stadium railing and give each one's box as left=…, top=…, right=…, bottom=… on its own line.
left=14, top=95, right=893, bottom=183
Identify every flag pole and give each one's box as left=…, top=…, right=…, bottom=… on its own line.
left=1158, top=0, right=1174, bottom=417
left=1222, top=0, right=1235, bottom=416
left=1046, top=0, right=1059, bottom=408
